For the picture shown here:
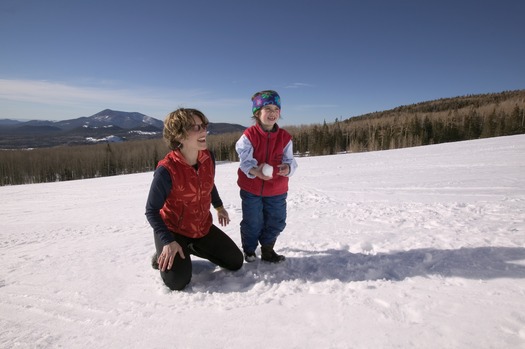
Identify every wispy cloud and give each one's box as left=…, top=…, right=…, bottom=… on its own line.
left=293, top=104, right=339, bottom=110
left=285, top=82, right=315, bottom=89
left=0, top=79, right=246, bottom=118
left=0, top=79, right=190, bottom=108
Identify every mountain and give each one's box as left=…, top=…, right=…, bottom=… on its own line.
left=53, top=109, right=165, bottom=131
left=0, top=119, right=24, bottom=127
left=0, top=109, right=246, bottom=149
left=206, top=122, right=246, bottom=135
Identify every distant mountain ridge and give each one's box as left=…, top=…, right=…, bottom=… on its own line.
left=0, top=109, right=246, bottom=149
left=60, top=109, right=165, bottom=131
left=1, top=109, right=165, bottom=131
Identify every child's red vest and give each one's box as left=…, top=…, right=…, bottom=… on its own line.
left=237, top=124, right=291, bottom=197
left=158, top=150, right=214, bottom=238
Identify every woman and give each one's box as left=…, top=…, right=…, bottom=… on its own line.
left=145, top=108, right=243, bottom=291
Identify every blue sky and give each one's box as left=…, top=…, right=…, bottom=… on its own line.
left=1, top=0, right=524, bottom=126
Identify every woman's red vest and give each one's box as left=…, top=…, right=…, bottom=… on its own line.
left=158, top=149, right=214, bottom=238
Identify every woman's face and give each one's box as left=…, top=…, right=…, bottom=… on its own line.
left=259, top=105, right=280, bottom=130
left=179, top=114, right=208, bottom=151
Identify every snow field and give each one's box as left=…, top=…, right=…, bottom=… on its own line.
left=1, top=135, right=524, bottom=348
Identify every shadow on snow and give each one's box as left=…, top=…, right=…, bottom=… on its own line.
left=186, top=246, right=525, bottom=293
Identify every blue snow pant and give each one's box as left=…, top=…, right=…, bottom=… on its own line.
left=239, top=189, right=287, bottom=254
left=154, top=224, right=243, bottom=291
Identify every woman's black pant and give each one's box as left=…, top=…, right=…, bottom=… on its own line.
left=154, top=225, right=243, bottom=291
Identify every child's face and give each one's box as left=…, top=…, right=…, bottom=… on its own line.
left=259, top=105, right=280, bottom=130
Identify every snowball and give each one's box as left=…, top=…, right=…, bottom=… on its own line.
left=262, top=164, right=273, bottom=177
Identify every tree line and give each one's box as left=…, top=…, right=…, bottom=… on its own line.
left=1, top=89, right=524, bottom=186
left=0, top=140, right=167, bottom=185
left=286, top=89, right=525, bottom=155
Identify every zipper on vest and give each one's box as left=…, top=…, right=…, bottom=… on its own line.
left=260, top=131, right=271, bottom=196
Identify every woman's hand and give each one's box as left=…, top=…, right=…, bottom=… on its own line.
left=217, top=207, right=231, bottom=226
left=158, top=241, right=185, bottom=272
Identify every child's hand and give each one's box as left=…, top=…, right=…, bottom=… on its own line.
left=277, top=163, right=290, bottom=176
left=254, top=163, right=273, bottom=180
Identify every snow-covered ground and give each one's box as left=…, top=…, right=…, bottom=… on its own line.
left=1, top=135, right=524, bottom=349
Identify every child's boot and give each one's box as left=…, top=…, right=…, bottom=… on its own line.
left=261, top=243, right=285, bottom=263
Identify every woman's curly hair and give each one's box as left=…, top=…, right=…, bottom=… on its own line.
left=163, top=108, right=209, bottom=150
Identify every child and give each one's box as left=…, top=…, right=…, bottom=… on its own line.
left=146, top=108, right=243, bottom=290
left=235, top=90, right=298, bottom=263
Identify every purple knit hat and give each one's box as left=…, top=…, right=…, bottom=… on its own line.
left=251, top=90, right=281, bottom=115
